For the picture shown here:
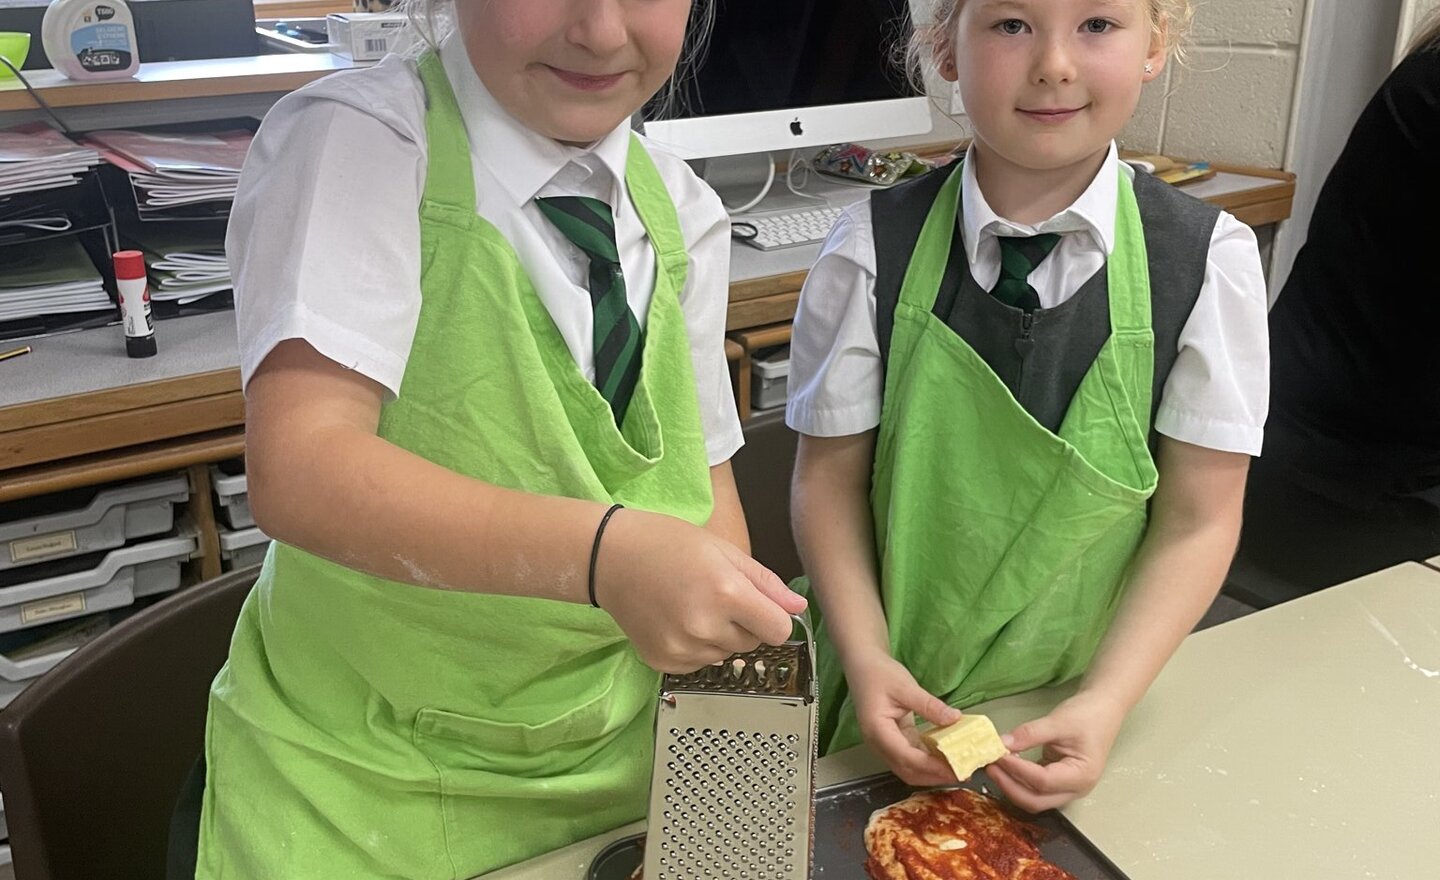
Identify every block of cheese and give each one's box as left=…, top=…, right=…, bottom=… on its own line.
left=921, top=714, right=1009, bottom=781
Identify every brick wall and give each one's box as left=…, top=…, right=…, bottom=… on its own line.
left=1121, top=0, right=1305, bottom=166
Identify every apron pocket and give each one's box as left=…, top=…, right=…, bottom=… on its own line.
left=410, top=682, right=655, bottom=874
left=412, top=676, right=640, bottom=778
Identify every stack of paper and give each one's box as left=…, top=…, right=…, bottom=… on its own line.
left=0, top=124, right=101, bottom=198
left=0, top=214, right=71, bottom=238
left=83, top=129, right=252, bottom=215
left=0, top=237, right=111, bottom=323
left=127, top=225, right=230, bottom=304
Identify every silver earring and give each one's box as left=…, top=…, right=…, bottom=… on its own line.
left=1144, top=63, right=1154, bottom=74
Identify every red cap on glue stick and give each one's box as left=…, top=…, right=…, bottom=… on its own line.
left=113, top=249, right=157, bottom=358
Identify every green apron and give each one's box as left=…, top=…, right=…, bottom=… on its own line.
left=816, top=164, right=1159, bottom=753
left=197, top=53, right=713, bottom=879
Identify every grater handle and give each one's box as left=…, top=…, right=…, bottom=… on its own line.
left=788, top=613, right=817, bottom=701
left=788, top=612, right=812, bottom=643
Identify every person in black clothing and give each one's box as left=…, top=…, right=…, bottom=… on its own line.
left=1232, top=14, right=1440, bottom=603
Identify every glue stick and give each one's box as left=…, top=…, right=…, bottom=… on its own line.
left=113, top=249, right=156, bottom=358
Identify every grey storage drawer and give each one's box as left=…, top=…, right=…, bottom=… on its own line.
left=210, top=460, right=254, bottom=530
left=0, top=474, right=189, bottom=573
left=0, top=614, right=111, bottom=709
left=0, top=535, right=196, bottom=634
left=219, top=526, right=271, bottom=571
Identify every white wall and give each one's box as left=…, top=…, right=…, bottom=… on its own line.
left=1268, top=0, right=1402, bottom=299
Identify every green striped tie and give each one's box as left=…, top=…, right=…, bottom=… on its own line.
left=536, top=195, right=643, bottom=427
left=991, top=233, right=1061, bottom=312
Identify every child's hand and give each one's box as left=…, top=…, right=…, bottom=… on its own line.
left=595, top=508, right=807, bottom=674
left=986, top=689, right=1128, bottom=813
left=849, top=653, right=962, bottom=787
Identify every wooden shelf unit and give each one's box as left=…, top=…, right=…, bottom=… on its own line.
left=0, top=54, right=354, bottom=113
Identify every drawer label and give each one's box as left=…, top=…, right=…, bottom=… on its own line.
left=10, top=530, right=78, bottom=564
left=21, top=592, right=87, bottom=626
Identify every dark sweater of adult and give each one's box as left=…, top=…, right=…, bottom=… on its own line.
left=1237, top=43, right=1440, bottom=599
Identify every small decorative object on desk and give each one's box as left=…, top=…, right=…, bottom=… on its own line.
left=813, top=143, right=935, bottom=187
left=1126, top=153, right=1215, bottom=186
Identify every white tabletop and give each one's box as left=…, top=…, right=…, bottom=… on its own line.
left=1063, top=561, right=1440, bottom=880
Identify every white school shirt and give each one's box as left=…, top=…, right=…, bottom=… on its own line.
left=228, top=34, right=743, bottom=465
left=786, top=143, right=1270, bottom=456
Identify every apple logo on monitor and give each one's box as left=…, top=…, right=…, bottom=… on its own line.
left=790, top=118, right=804, bottom=136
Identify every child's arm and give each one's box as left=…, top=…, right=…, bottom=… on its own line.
left=988, top=438, right=1249, bottom=811
left=245, top=340, right=805, bottom=674
left=792, top=431, right=961, bottom=785
left=704, top=461, right=752, bottom=553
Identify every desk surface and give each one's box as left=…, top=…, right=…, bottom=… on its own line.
left=0, top=311, right=238, bottom=412
left=1067, top=561, right=1440, bottom=880
left=482, top=562, right=1440, bottom=879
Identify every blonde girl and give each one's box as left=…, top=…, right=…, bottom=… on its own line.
left=789, top=0, right=1268, bottom=812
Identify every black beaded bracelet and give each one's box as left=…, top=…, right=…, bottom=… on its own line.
left=587, top=503, right=624, bottom=609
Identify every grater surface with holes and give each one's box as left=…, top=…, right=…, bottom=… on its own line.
left=642, top=615, right=817, bottom=880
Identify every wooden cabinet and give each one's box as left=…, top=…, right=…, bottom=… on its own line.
left=0, top=371, right=245, bottom=582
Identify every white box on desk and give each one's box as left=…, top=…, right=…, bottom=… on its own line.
left=326, top=13, right=410, bottom=62
left=752, top=347, right=790, bottom=411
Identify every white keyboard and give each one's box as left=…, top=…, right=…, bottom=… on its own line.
left=739, top=206, right=843, bottom=251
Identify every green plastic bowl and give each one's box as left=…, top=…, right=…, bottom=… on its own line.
left=0, top=31, right=31, bottom=80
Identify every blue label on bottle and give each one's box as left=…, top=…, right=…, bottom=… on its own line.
left=69, top=23, right=132, bottom=71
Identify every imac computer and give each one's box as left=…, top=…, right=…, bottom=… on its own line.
left=642, top=0, right=932, bottom=160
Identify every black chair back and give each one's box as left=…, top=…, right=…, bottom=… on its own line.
left=0, top=565, right=257, bottom=880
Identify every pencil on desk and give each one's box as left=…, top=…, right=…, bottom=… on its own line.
left=0, top=345, right=32, bottom=362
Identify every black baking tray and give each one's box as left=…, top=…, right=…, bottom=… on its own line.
left=588, top=771, right=1129, bottom=879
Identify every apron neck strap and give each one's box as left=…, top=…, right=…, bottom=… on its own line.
left=895, top=161, right=964, bottom=314
left=417, top=51, right=479, bottom=213
left=624, top=134, right=688, bottom=294
left=1106, top=172, right=1151, bottom=333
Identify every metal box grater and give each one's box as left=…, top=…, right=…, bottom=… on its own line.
left=642, top=615, right=817, bottom=880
